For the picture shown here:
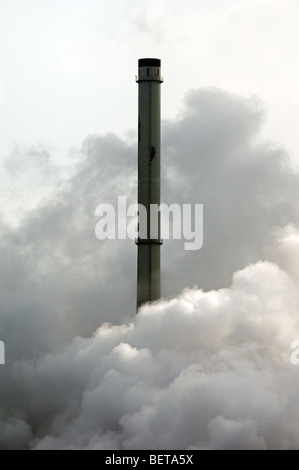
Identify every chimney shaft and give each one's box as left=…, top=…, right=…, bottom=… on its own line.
left=136, top=58, right=163, bottom=310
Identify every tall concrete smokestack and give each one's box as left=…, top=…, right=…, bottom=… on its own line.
left=136, top=58, right=163, bottom=310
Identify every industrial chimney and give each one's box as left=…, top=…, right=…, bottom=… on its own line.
left=136, top=58, right=163, bottom=310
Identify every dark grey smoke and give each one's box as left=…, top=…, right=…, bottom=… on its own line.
left=162, top=88, right=298, bottom=293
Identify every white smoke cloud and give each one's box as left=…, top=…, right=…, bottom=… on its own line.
left=1, top=88, right=299, bottom=449
left=1, top=257, right=299, bottom=449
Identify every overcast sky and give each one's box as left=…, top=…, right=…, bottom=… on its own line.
left=1, top=0, right=299, bottom=162
left=1, top=0, right=299, bottom=450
